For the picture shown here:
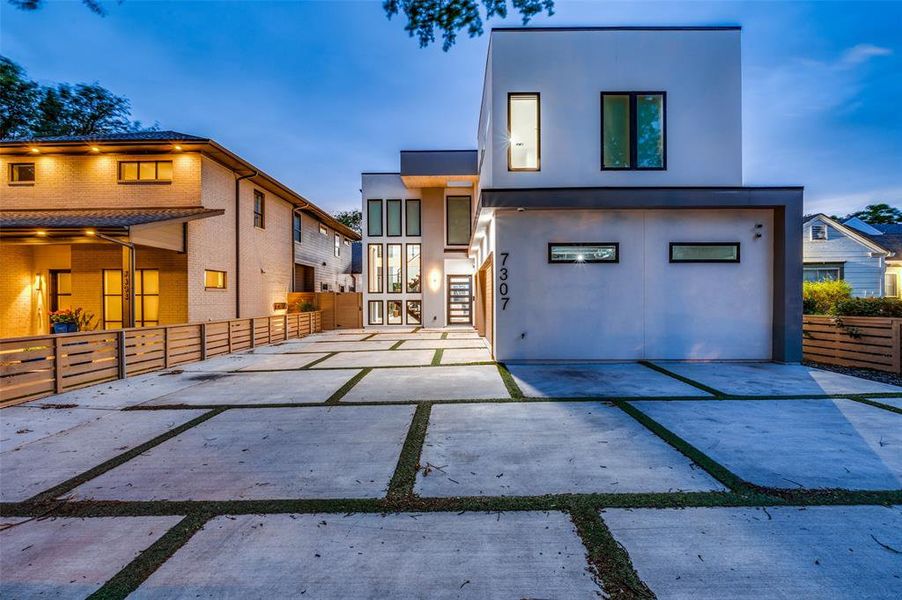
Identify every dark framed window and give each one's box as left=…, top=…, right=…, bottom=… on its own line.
left=406, top=244, right=421, bottom=293
left=367, top=199, right=383, bottom=237
left=406, top=300, right=422, bottom=325
left=406, top=200, right=421, bottom=236
left=9, top=163, right=35, bottom=184
left=368, top=300, right=384, bottom=325
left=102, top=269, right=123, bottom=329
left=803, top=263, right=844, bottom=282
left=446, top=195, right=471, bottom=246
left=292, top=213, right=302, bottom=242
left=334, top=233, right=341, bottom=257
left=387, top=244, right=402, bottom=293
left=135, top=269, right=160, bottom=327
left=387, top=199, right=402, bottom=237
left=387, top=300, right=403, bottom=325
left=253, top=190, right=265, bottom=228
left=50, top=270, right=72, bottom=312
left=204, top=270, right=227, bottom=289
left=118, top=160, right=173, bottom=182
left=548, top=243, right=619, bottom=264
left=367, top=244, right=383, bottom=293
left=670, top=243, right=740, bottom=263
left=508, top=92, right=540, bottom=171
left=601, top=92, right=666, bottom=170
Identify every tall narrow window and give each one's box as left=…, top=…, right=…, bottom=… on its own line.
left=368, top=300, right=384, bottom=325
left=406, top=200, right=421, bottom=236
left=387, top=199, right=402, bottom=237
left=367, top=199, right=383, bottom=237
left=50, top=270, right=71, bottom=311
left=406, top=300, right=422, bottom=325
left=102, top=269, right=123, bottom=329
left=601, top=92, right=666, bottom=170
left=446, top=196, right=471, bottom=246
left=253, top=190, right=265, bottom=228
left=135, top=269, right=160, bottom=327
left=508, top=93, right=540, bottom=170
left=334, top=233, right=341, bottom=257
left=406, top=244, right=421, bottom=293
left=293, top=213, right=302, bottom=242
left=387, top=300, right=403, bottom=325
left=387, top=244, right=402, bottom=293
left=367, top=244, right=383, bottom=293
left=885, top=273, right=899, bottom=297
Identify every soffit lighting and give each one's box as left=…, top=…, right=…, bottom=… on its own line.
left=30, top=147, right=40, bottom=153
left=35, top=230, right=47, bottom=237
left=84, top=229, right=96, bottom=236
left=90, top=146, right=100, bottom=153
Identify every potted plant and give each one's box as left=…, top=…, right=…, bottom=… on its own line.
left=49, top=309, right=78, bottom=334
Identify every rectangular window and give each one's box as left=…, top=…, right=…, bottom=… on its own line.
left=446, top=196, right=471, bottom=246
left=367, top=244, right=383, bottom=293
left=135, top=269, right=160, bottom=327
left=204, top=269, right=227, bottom=289
left=406, top=244, right=421, bottom=293
left=118, top=160, right=173, bottom=182
left=334, top=233, right=341, bottom=257
left=102, top=269, right=123, bottom=329
left=9, top=163, right=35, bottom=184
left=387, top=199, right=402, bottom=237
left=368, top=300, right=383, bottom=325
left=387, top=244, right=402, bottom=293
left=508, top=93, right=540, bottom=170
left=810, top=224, right=828, bottom=241
left=253, top=190, right=265, bottom=229
left=601, top=92, right=666, bottom=170
left=548, top=243, right=619, bottom=264
left=803, top=265, right=842, bottom=282
left=50, top=270, right=72, bottom=312
left=367, top=199, right=383, bottom=237
left=406, top=200, right=421, bottom=236
left=885, top=273, right=899, bottom=297
left=293, top=213, right=302, bottom=243
left=406, top=300, right=422, bottom=325
left=387, top=300, right=403, bottom=325
left=670, top=243, right=740, bottom=263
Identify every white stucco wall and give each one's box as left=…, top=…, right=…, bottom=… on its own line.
left=492, top=208, right=773, bottom=361
left=486, top=28, right=742, bottom=188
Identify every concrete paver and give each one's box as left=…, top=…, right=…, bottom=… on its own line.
left=142, top=369, right=360, bottom=406
left=508, top=363, right=711, bottom=398
left=399, top=339, right=488, bottom=350
left=1, top=409, right=205, bottom=502
left=652, top=362, right=902, bottom=395
left=284, top=340, right=397, bottom=353
left=0, top=516, right=183, bottom=600
left=416, top=402, right=725, bottom=497
left=311, top=349, right=436, bottom=368
left=445, top=331, right=481, bottom=339
left=603, top=505, right=902, bottom=600
left=235, top=353, right=330, bottom=371
left=70, top=406, right=414, bottom=500
left=440, top=348, right=494, bottom=364
left=633, top=399, right=902, bottom=489
left=369, top=332, right=443, bottom=340
left=129, top=512, right=600, bottom=599
left=872, top=396, right=902, bottom=410
left=33, top=371, right=206, bottom=409
left=342, top=365, right=510, bottom=402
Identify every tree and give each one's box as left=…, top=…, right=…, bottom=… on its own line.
left=384, top=0, right=554, bottom=50
left=0, top=56, right=154, bottom=138
left=8, top=0, right=105, bottom=14
left=844, top=203, right=902, bottom=225
left=334, top=209, right=362, bottom=234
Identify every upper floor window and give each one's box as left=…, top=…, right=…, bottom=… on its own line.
left=367, top=199, right=383, bottom=237
left=601, top=92, right=665, bottom=170
left=293, top=212, right=302, bottom=242
left=810, top=224, right=828, bottom=241
left=253, top=190, right=265, bottom=229
left=334, top=233, right=341, bottom=257
left=508, top=93, right=540, bottom=171
left=204, top=269, right=227, bottom=289
left=118, top=160, right=172, bottom=183
left=387, top=199, right=402, bottom=236
left=9, top=163, right=35, bottom=184
left=406, top=200, right=421, bottom=236
left=319, top=223, right=328, bottom=236
left=446, top=196, right=471, bottom=246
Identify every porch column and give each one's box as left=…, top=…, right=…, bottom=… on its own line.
left=121, top=245, right=136, bottom=328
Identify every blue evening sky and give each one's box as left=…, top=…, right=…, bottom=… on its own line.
left=2, top=0, right=899, bottom=216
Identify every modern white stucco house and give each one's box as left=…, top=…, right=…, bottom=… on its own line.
left=362, top=26, right=803, bottom=363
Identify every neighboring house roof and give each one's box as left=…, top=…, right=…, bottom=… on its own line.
left=838, top=216, right=902, bottom=259
left=0, top=207, right=224, bottom=229
left=803, top=213, right=892, bottom=256
left=0, top=131, right=361, bottom=241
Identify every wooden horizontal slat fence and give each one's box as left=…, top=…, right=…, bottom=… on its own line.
left=0, top=311, right=322, bottom=408
left=287, top=292, right=362, bottom=330
left=803, top=315, right=902, bottom=374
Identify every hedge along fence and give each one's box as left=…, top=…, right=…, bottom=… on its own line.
left=803, top=315, right=902, bottom=374
left=0, top=311, right=322, bottom=408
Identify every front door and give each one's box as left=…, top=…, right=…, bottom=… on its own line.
left=447, top=275, right=472, bottom=325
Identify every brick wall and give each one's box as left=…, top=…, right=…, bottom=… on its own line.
left=0, top=246, right=35, bottom=338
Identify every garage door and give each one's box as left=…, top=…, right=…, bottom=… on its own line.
left=492, top=209, right=774, bottom=361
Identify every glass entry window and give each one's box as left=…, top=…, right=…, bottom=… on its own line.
left=447, top=275, right=472, bottom=325
left=406, top=300, right=421, bottom=325
left=387, top=300, right=403, bottom=325
left=135, top=269, right=160, bottom=327
left=102, top=269, right=123, bottom=329
left=387, top=244, right=402, bottom=292
left=50, top=270, right=72, bottom=312
left=406, top=244, right=421, bottom=292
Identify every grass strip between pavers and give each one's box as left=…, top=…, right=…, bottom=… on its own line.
left=571, top=502, right=655, bottom=600
left=638, top=361, right=726, bottom=397
left=389, top=340, right=405, bottom=350
left=496, top=362, right=523, bottom=399
left=385, top=403, right=432, bottom=501
left=431, top=348, right=443, bottom=366
left=849, top=395, right=902, bottom=415
left=440, top=332, right=449, bottom=340
left=86, top=513, right=210, bottom=600
left=324, top=368, right=372, bottom=404
left=300, top=351, right=337, bottom=369
left=26, top=408, right=226, bottom=505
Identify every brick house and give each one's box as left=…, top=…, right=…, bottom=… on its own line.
left=0, top=132, right=359, bottom=338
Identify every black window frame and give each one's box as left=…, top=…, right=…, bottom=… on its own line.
left=367, top=244, right=383, bottom=293
left=134, top=268, right=160, bottom=327
left=507, top=92, right=541, bottom=172
left=405, top=243, right=421, bottom=293
left=49, top=269, right=71, bottom=312
left=405, top=199, right=421, bottom=236
left=387, top=299, right=403, bottom=325
left=386, top=243, right=403, bottom=294
left=9, top=162, right=36, bottom=184
left=102, top=269, right=123, bottom=329
left=386, top=199, right=402, bottom=237
left=368, top=300, right=384, bottom=325
left=293, top=212, right=302, bottom=243
left=669, top=242, right=741, bottom=264
left=600, top=91, right=667, bottom=171
left=406, top=300, right=422, bottom=325
left=367, top=199, right=383, bottom=237
left=253, top=190, right=265, bottom=229
left=548, top=242, right=620, bottom=264
left=117, top=160, right=173, bottom=183
left=446, top=195, right=472, bottom=247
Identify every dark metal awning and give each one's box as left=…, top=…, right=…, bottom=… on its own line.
left=0, top=207, right=225, bottom=229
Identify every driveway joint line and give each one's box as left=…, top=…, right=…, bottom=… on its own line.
left=638, top=361, right=726, bottom=397
left=324, top=368, right=372, bottom=404
left=431, top=348, right=443, bottom=366
left=496, top=362, right=523, bottom=398
left=386, top=403, right=432, bottom=501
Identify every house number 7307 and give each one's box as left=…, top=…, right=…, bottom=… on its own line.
left=499, top=252, right=510, bottom=310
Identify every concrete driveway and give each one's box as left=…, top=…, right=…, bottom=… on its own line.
left=2, top=327, right=901, bottom=599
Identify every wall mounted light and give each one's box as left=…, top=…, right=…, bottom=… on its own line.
left=35, top=230, right=47, bottom=237
left=173, top=145, right=182, bottom=151
left=90, top=146, right=100, bottom=153
left=30, top=147, right=40, bottom=154
left=84, top=229, right=96, bottom=236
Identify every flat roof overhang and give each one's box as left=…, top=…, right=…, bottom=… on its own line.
left=400, top=150, right=478, bottom=189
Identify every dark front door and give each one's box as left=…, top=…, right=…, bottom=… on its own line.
left=294, top=264, right=315, bottom=292
left=447, top=275, right=472, bottom=325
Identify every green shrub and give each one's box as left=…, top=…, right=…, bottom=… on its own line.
left=802, top=279, right=852, bottom=314
left=831, top=297, right=902, bottom=318
left=297, top=301, right=316, bottom=312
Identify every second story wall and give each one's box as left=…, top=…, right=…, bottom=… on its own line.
left=482, top=28, right=743, bottom=188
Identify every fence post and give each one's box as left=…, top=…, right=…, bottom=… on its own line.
left=268, top=317, right=273, bottom=344
left=162, top=327, right=170, bottom=369
left=117, top=330, right=127, bottom=380
left=893, top=319, right=901, bottom=375
left=250, top=318, right=256, bottom=349
left=283, top=314, right=288, bottom=341
left=53, top=335, right=64, bottom=394
left=200, top=323, right=207, bottom=361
